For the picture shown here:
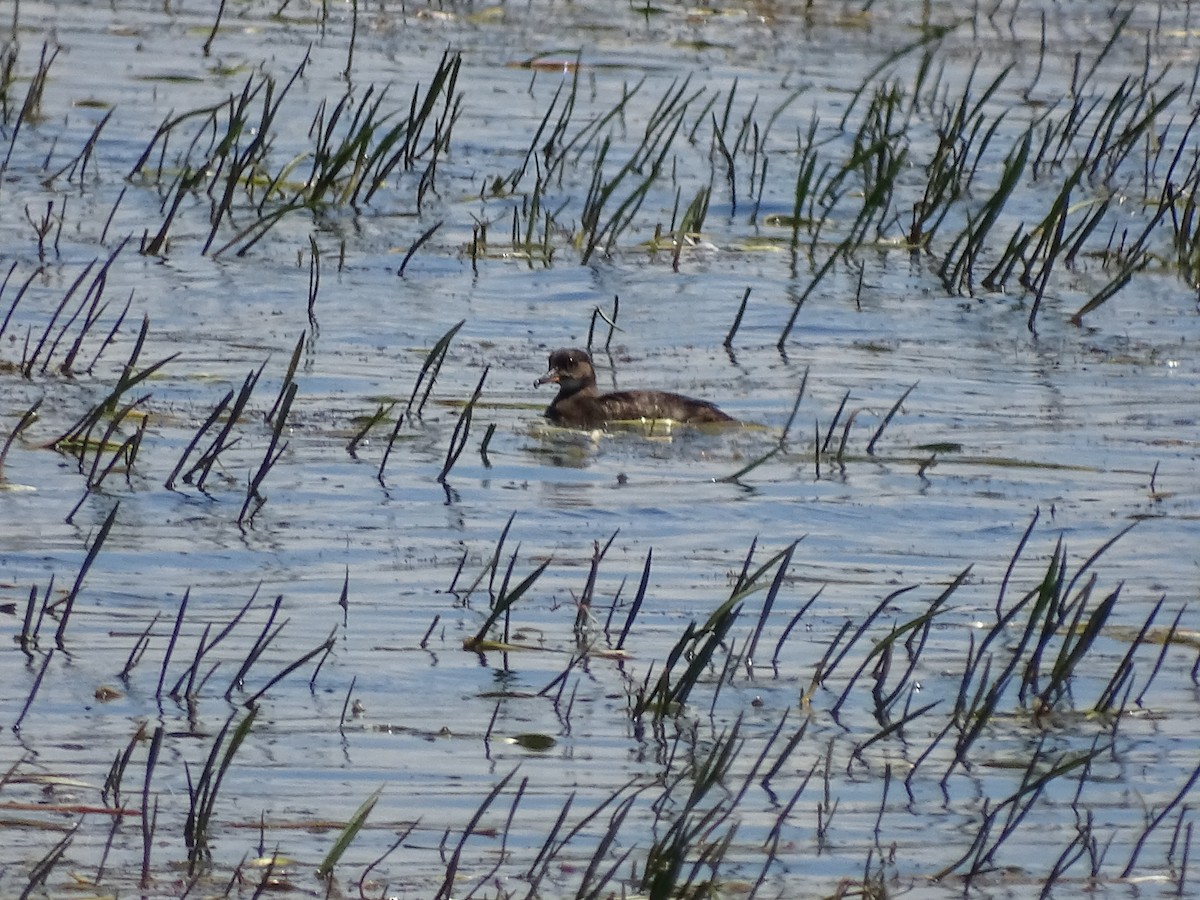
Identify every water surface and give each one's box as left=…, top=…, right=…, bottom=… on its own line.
left=1, top=1, right=1198, bottom=897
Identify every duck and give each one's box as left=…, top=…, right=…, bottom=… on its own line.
left=535, top=348, right=736, bottom=428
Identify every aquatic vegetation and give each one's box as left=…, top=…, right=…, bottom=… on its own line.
left=1, top=1, right=1198, bottom=898
left=4, top=506, right=1196, bottom=896
left=124, top=48, right=462, bottom=257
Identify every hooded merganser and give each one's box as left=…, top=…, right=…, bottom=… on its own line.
left=535, top=348, right=735, bottom=428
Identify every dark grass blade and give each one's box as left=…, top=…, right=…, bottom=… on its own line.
left=397, top=220, right=443, bottom=277
left=241, top=628, right=337, bottom=708
left=19, top=818, right=80, bottom=900
left=433, top=767, right=519, bottom=900
left=463, top=556, right=552, bottom=650
left=12, top=648, right=54, bottom=733
left=0, top=398, right=41, bottom=479
left=744, top=540, right=798, bottom=672
left=52, top=502, right=118, bottom=647
left=138, top=726, right=163, bottom=889
left=411, top=321, right=466, bottom=418
left=865, top=382, right=916, bottom=456
left=437, top=366, right=489, bottom=483
left=186, top=707, right=259, bottom=869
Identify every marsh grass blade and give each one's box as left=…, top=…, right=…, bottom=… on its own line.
left=185, top=706, right=259, bottom=870
left=865, top=382, right=916, bottom=455
left=238, top=380, right=295, bottom=526
left=463, top=556, right=552, bottom=651
left=11, top=647, right=53, bottom=733
left=51, top=319, right=178, bottom=454
left=397, top=220, right=443, bottom=277
left=615, top=548, right=652, bottom=651
left=433, top=767, right=518, bottom=900
left=317, top=786, right=382, bottom=879
left=1, top=41, right=60, bottom=176
left=400, top=320, right=465, bottom=430
left=241, top=628, right=336, bottom=708
left=19, top=818, right=79, bottom=900
left=0, top=398, right=40, bottom=479
left=22, top=257, right=96, bottom=377
left=744, top=540, right=798, bottom=674
left=170, top=364, right=265, bottom=490
left=139, top=727, right=163, bottom=889
left=723, top=286, right=751, bottom=349
left=51, top=503, right=117, bottom=647
left=437, top=366, right=488, bottom=483
left=346, top=400, right=395, bottom=457
left=585, top=295, right=619, bottom=351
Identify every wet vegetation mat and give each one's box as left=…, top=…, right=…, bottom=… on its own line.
left=1, top=1, right=1198, bottom=897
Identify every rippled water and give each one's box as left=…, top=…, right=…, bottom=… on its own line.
left=1, top=1, right=1198, bottom=897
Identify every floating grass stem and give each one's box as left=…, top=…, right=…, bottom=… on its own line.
left=356, top=822, right=418, bottom=895
left=19, top=818, right=79, bottom=899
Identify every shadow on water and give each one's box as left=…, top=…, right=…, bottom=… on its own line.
left=1, top=1, right=1199, bottom=897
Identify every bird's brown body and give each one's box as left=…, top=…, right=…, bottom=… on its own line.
left=535, top=348, right=735, bottom=428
